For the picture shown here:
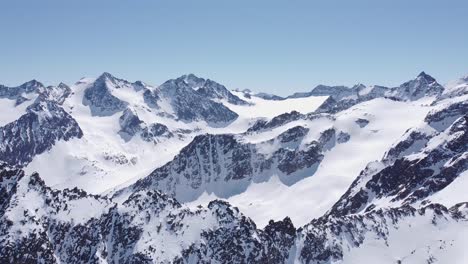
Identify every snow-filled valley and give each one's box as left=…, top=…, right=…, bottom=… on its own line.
left=0, top=71, right=467, bottom=263
left=191, top=98, right=434, bottom=227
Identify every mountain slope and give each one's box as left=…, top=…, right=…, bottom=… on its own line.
left=1, top=161, right=467, bottom=263
left=0, top=71, right=467, bottom=263
left=329, top=99, right=467, bottom=217
left=0, top=101, right=83, bottom=166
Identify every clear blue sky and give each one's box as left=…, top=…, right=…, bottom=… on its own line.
left=1, top=0, right=467, bottom=95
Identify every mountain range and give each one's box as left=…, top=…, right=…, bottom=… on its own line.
left=0, top=71, right=467, bottom=263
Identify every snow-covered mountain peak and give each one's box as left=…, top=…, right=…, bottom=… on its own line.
left=178, top=73, right=206, bottom=89
left=94, top=72, right=135, bottom=88
left=82, top=73, right=129, bottom=116
left=352, top=83, right=366, bottom=90
left=394, top=71, right=444, bottom=100
left=18, top=79, right=45, bottom=92
left=417, top=71, right=436, bottom=82
left=57, top=82, right=69, bottom=89
left=1, top=71, right=468, bottom=263
left=97, top=71, right=118, bottom=81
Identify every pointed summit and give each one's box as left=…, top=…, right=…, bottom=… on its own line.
left=392, top=72, right=444, bottom=100
left=20, top=79, right=44, bottom=92
left=82, top=72, right=128, bottom=116
left=177, top=73, right=206, bottom=89
left=96, top=72, right=120, bottom=83
left=57, top=82, right=70, bottom=89
left=100, top=72, right=114, bottom=79
left=417, top=71, right=436, bottom=83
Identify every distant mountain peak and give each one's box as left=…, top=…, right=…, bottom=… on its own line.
left=177, top=73, right=206, bottom=89
left=416, top=71, right=436, bottom=83
left=99, top=71, right=115, bottom=79
left=96, top=72, right=136, bottom=87
left=20, top=79, right=44, bottom=90
left=391, top=71, right=444, bottom=100
left=57, top=82, right=70, bottom=89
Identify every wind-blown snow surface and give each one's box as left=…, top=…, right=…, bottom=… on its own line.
left=188, top=98, right=433, bottom=227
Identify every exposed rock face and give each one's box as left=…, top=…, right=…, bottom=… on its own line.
left=1, top=163, right=467, bottom=264
left=0, top=80, right=72, bottom=106
left=298, top=203, right=468, bottom=264
left=337, top=131, right=351, bottom=143
left=312, top=72, right=444, bottom=115
left=118, top=108, right=173, bottom=142
left=158, top=76, right=239, bottom=124
left=355, top=118, right=370, bottom=128
left=0, top=101, right=83, bottom=165
left=288, top=84, right=355, bottom=100
left=141, top=123, right=173, bottom=143
left=247, top=111, right=305, bottom=133
left=118, top=108, right=144, bottom=140
left=195, top=78, right=249, bottom=105
left=0, top=165, right=297, bottom=264
left=0, top=72, right=467, bottom=263
left=329, top=101, right=468, bottom=217
left=115, top=125, right=334, bottom=202
left=246, top=111, right=336, bottom=134
left=425, top=100, right=468, bottom=131
left=36, top=83, right=72, bottom=104
left=391, top=71, right=444, bottom=100
left=142, top=88, right=160, bottom=109
left=314, top=97, right=364, bottom=114
left=0, top=80, right=45, bottom=105
left=82, top=72, right=129, bottom=116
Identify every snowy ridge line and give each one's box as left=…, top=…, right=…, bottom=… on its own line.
left=1, top=162, right=467, bottom=263
left=328, top=99, right=468, bottom=217
left=0, top=71, right=454, bottom=195
left=0, top=71, right=468, bottom=263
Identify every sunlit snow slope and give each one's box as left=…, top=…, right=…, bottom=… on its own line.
left=189, top=98, right=433, bottom=226
left=23, top=74, right=327, bottom=194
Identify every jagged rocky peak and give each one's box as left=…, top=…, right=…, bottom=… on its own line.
left=82, top=72, right=128, bottom=116
left=96, top=71, right=120, bottom=83
left=115, top=123, right=333, bottom=202
left=2, top=160, right=466, bottom=263
left=417, top=71, right=436, bottom=82
left=118, top=108, right=173, bottom=142
left=0, top=79, right=46, bottom=105
left=180, top=73, right=206, bottom=88
left=0, top=79, right=74, bottom=107
left=172, top=73, right=249, bottom=105
left=18, top=79, right=45, bottom=92
left=158, top=75, right=239, bottom=124
left=393, top=71, right=444, bottom=100
left=328, top=105, right=467, bottom=217
left=0, top=101, right=83, bottom=165
left=36, top=82, right=72, bottom=105
left=93, top=72, right=143, bottom=90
